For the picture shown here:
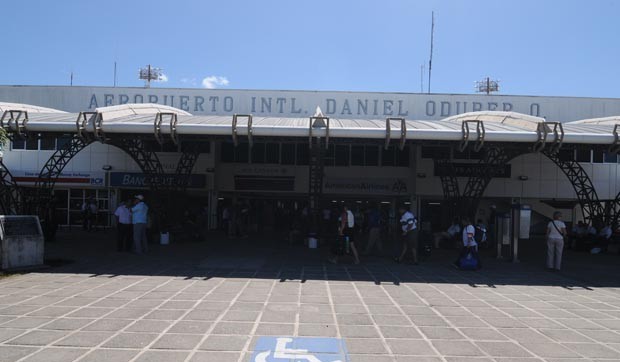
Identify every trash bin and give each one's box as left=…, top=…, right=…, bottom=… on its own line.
left=160, top=232, right=170, bottom=245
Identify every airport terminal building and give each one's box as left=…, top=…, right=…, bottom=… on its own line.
left=1, top=85, right=620, bottom=235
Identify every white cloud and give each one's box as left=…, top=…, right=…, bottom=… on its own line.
left=202, top=75, right=229, bottom=89
left=159, top=73, right=169, bottom=82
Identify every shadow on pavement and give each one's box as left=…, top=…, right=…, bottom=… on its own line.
left=40, top=229, right=620, bottom=290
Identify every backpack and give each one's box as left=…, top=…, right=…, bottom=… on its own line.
left=474, top=225, right=485, bottom=243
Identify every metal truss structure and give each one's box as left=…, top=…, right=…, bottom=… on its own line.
left=33, top=136, right=93, bottom=212
left=542, top=149, right=606, bottom=225
left=174, top=143, right=201, bottom=191
left=108, top=138, right=165, bottom=190
left=0, top=159, right=21, bottom=214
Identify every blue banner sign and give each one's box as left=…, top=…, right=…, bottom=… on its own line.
left=251, top=337, right=348, bottom=362
left=110, top=172, right=206, bottom=189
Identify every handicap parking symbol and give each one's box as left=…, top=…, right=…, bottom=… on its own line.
left=250, top=336, right=348, bottom=362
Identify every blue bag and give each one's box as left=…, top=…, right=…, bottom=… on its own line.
left=459, top=251, right=479, bottom=270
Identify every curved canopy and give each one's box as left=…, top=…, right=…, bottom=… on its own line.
left=0, top=102, right=66, bottom=114
left=5, top=103, right=619, bottom=146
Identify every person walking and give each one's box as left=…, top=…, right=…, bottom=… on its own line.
left=131, top=195, right=149, bottom=254
left=328, top=204, right=360, bottom=264
left=453, top=217, right=481, bottom=269
left=114, top=199, right=133, bottom=252
left=546, top=211, right=566, bottom=271
left=364, top=204, right=383, bottom=256
left=395, top=205, right=418, bottom=264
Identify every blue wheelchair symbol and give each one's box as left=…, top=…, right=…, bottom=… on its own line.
left=251, top=337, right=348, bottom=362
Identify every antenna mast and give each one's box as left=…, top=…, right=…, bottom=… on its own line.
left=427, top=11, right=434, bottom=94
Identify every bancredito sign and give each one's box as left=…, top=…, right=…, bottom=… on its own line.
left=2, top=86, right=620, bottom=121
left=324, top=178, right=408, bottom=195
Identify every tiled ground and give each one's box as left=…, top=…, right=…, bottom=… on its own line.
left=0, top=231, right=619, bottom=362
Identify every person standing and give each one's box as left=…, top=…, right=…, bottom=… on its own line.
left=328, top=204, right=360, bottom=264
left=114, top=199, right=133, bottom=252
left=546, top=211, right=566, bottom=271
left=364, top=204, right=383, bottom=256
left=132, top=195, right=149, bottom=254
left=454, top=217, right=481, bottom=269
left=395, top=205, right=418, bottom=264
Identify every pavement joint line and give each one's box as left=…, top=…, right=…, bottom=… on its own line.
left=118, top=277, right=209, bottom=362
left=2, top=272, right=166, bottom=361
left=452, top=268, right=613, bottom=360
left=183, top=269, right=258, bottom=362
left=423, top=277, right=526, bottom=360
left=345, top=265, right=396, bottom=359
left=236, top=269, right=281, bottom=362
left=382, top=266, right=449, bottom=362
left=324, top=263, right=342, bottom=339
left=37, top=268, right=199, bottom=362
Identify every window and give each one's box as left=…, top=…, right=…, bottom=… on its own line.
left=251, top=143, right=266, bottom=164
left=576, top=149, right=591, bottom=163
left=558, top=149, right=575, bottom=162
left=351, top=145, right=364, bottom=166
left=296, top=144, right=309, bottom=165
left=365, top=146, right=379, bottom=166
left=335, top=145, right=350, bottom=166
left=11, top=139, right=25, bottom=150
left=323, top=144, right=335, bottom=166
left=220, top=142, right=235, bottom=162
left=40, top=137, right=56, bottom=150
left=281, top=144, right=295, bottom=165
left=382, top=146, right=395, bottom=166
left=604, top=152, right=617, bottom=163
left=265, top=143, right=280, bottom=164
left=56, top=136, right=72, bottom=150
left=421, top=146, right=451, bottom=160
left=235, top=143, right=249, bottom=163
left=396, top=145, right=410, bottom=167
left=592, top=150, right=604, bottom=163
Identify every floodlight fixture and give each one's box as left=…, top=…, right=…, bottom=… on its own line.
left=138, top=64, right=164, bottom=88
left=475, top=77, right=500, bottom=95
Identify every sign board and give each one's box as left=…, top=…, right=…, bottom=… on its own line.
left=3, top=85, right=620, bottom=122
left=0, top=216, right=44, bottom=270
left=11, top=170, right=105, bottom=186
left=323, top=178, right=409, bottom=195
left=434, top=163, right=511, bottom=178
left=110, top=172, right=207, bottom=189
left=251, top=337, right=348, bottom=362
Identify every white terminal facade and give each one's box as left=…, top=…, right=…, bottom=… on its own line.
left=1, top=85, right=620, bottom=230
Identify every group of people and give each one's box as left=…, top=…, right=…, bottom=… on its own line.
left=570, top=220, right=614, bottom=253
left=113, top=195, right=150, bottom=254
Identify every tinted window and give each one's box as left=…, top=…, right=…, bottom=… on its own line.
left=351, top=145, right=364, bottom=166
left=281, top=144, right=295, bottom=165
left=40, top=137, right=56, bottom=150
left=235, top=143, right=249, bottom=163
left=252, top=143, right=265, bottom=163
left=592, top=150, right=604, bottom=163
left=265, top=143, right=280, bottom=164
left=296, top=144, right=309, bottom=165
left=221, top=142, right=235, bottom=162
left=365, top=145, right=379, bottom=166
left=576, top=149, right=591, bottom=163
left=335, top=145, right=350, bottom=166
left=12, top=139, right=25, bottom=150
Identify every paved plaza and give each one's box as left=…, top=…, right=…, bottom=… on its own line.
left=0, top=231, right=619, bottom=362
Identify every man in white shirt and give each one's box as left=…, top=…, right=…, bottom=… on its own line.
left=114, top=199, right=133, bottom=252
left=546, top=211, right=567, bottom=271
left=395, top=206, right=418, bottom=264
left=453, top=217, right=481, bottom=269
left=433, top=217, right=460, bottom=249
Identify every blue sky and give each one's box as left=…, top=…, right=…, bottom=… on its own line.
left=1, top=0, right=619, bottom=97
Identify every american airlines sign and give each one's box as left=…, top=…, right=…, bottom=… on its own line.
left=1, top=86, right=620, bottom=122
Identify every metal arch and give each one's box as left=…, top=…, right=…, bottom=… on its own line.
left=175, top=142, right=201, bottom=190
left=607, top=191, right=620, bottom=228
left=0, top=159, right=22, bottom=215
left=34, top=136, right=94, bottom=210
left=542, top=149, right=605, bottom=224
left=109, top=138, right=165, bottom=190
left=460, top=147, right=524, bottom=217
left=434, top=158, right=460, bottom=201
